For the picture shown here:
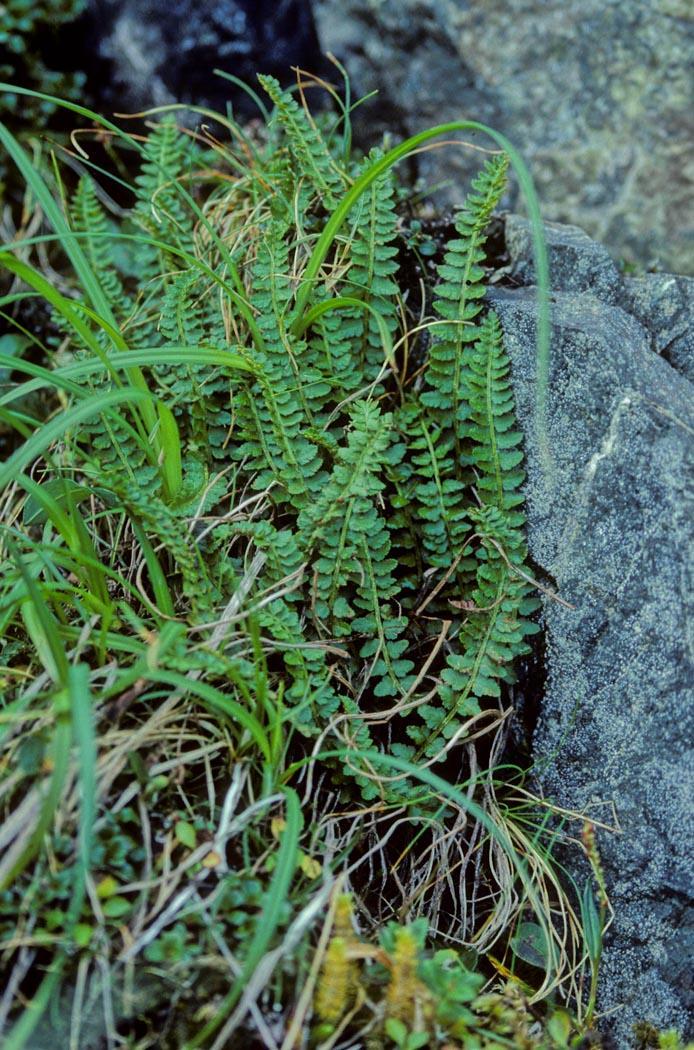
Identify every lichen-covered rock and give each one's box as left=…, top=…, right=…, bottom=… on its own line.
left=314, top=0, right=694, bottom=274
left=622, top=273, right=694, bottom=383
left=504, top=215, right=625, bottom=306
left=487, top=218, right=693, bottom=1043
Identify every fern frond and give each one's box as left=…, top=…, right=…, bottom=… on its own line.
left=343, top=150, right=401, bottom=385
left=70, top=175, right=130, bottom=323
left=408, top=503, right=539, bottom=761
left=234, top=218, right=323, bottom=502
left=297, top=400, right=392, bottom=631
left=258, top=74, right=346, bottom=207
left=132, top=117, right=196, bottom=284
left=460, top=310, right=525, bottom=511
left=421, top=154, right=508, bottom=446
left=393, top=402, right=473, bottom=573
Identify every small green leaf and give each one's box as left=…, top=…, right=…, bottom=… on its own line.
left=17, top=734, right=47, bottom=775
left=102, top=895, right=131, bottom=919
left=96, top=874, right=119, bottom=899
left=0, top=333, right=30, bottom=383
left=510, top=920, right=549, bottom=968
left=385, top=1017, right=408, bottom=1047
left=175, top=820, right=197, bottom=850
left=547, top=1008, right=572, bottom=1046
left=73, top=923, right=94, bottom=948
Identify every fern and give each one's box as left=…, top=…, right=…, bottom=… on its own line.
left=59, top=124, right=534, bottom=795
left=308, top=300, right=365, bottom=405
left=132, top=117, right=196, bottom=285
left=10, top=103, right=538, bottom=800
left=235, top=218, right=323, bottom=503
left=387, top=156, right=510, bottom=596
left=70, top=176, right=130, bottom=324
left=2, top=74, right=583, bottom=1041
left=103, top=470, right=219, bottom=622
left=342, top=149, right=401, bottom=388
left=258, top=74, right=346, bottom=208
left=421, top=154, right=508, bottom=449
left=459, top=310, right=526, bottom=512
left=297, top=400, right=391, bottom=631
left=393, top=402, right=473, bottom=574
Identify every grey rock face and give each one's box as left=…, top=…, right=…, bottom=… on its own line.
left=314, top=0, right=694, bottom=274
left=487, top=218, right=693, bottom=1042
left=504, top=215, right=625, bottom=306
left=623, top=273, right=694, bottom=383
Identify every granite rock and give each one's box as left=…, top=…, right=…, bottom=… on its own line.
left=314, top=0, right=694, bottom=273
left=622, top=273, right=694, bottom=383
left=487, top=217, right=693, bottom=1043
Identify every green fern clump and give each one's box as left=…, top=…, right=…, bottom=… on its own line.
left=0, top=80, right=565, bottom=1047
left=26, top=96, right=538, bottom=796
left=33, top=102, right=537, bottom=790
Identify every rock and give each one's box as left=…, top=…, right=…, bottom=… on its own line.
left=314, top=0, right=694, bottom=274
left=504, top=215, right=624, bottom=306
left=502, top=214, right=694, bottom=383
left=487, top=217, right=693, bottom=1043
left=622, top=273, right=694, bottom=383
left=73, top=0, right=323, bottom=117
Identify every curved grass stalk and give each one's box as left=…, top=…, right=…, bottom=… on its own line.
left=296, top=295, right=396, bottom=371
left=0, top=346, right=255, bottom=408
left=0, top=387, right=152, bottom=491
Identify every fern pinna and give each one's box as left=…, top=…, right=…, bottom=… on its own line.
left=47, top=83, right=537, bottom=808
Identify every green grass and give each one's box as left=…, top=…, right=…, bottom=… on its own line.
left=0, top=71, right=618, bottom=1049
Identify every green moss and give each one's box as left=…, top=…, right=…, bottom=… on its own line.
left=0, top=0, right=87, bottom=195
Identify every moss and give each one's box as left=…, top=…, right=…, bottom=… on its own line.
left=0, top=0, right=87, bottom=195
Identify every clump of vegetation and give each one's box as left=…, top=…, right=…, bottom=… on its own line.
left=313, top=893, right=578, bottom=1048
left=0, top=0, right=86, bottom=194
left=633, top=1023, right=694, bottom=1050
left=0, top=69, right=650, bottom=1048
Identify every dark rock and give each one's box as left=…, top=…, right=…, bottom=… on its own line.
left=487, top=218, right=693, bottom=1042
left=504, top=215, right=624, bottom=305
left=70, top=0, right=323, bottom=117
left=622, top=273, right=694, bottom=383
left=502, top=215, right=694, bottom=385
left=314, top=0, right=694, bottom=274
